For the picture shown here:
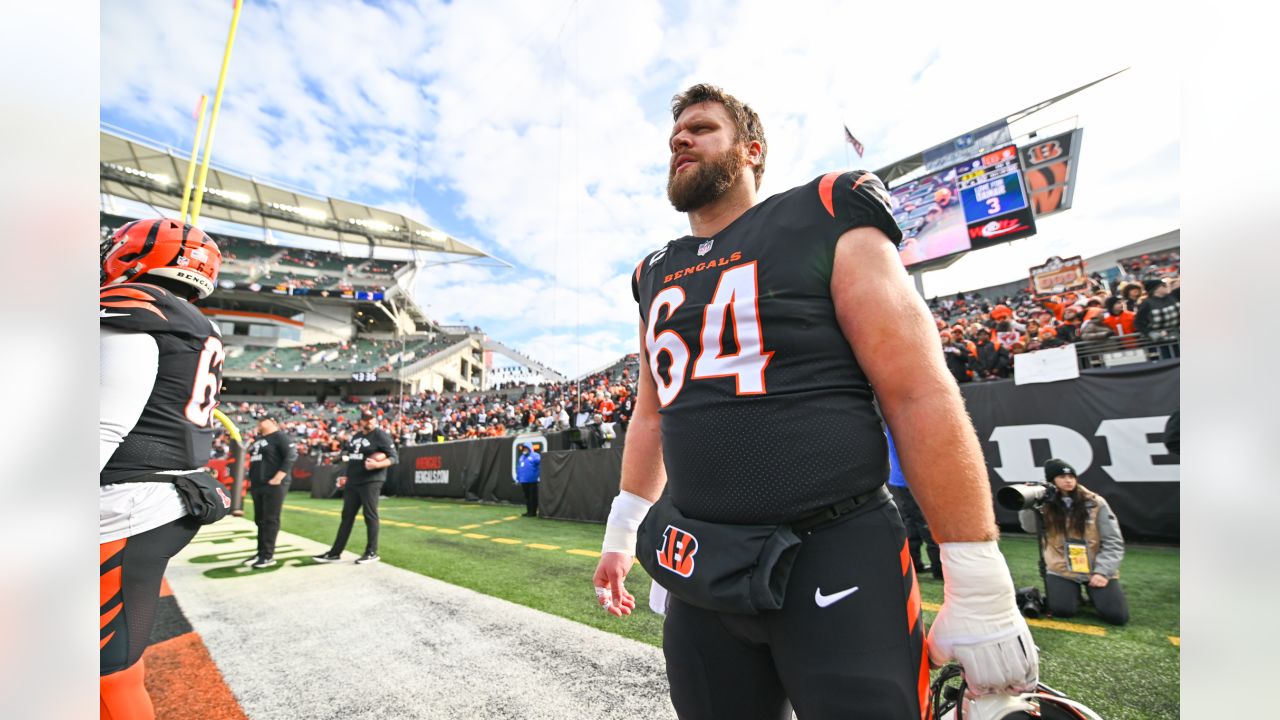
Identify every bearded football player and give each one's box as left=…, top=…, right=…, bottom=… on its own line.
left=99, top=218, right=226, bottom=720
left=591, top=84, right=1038, bottom=719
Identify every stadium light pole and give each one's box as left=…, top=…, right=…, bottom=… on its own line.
left=179, top=95, right=209, bottom=223
left=189, top=0, right=245, bottom=226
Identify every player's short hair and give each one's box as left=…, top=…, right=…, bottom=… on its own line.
left=671, top=83, right=767, bottom=189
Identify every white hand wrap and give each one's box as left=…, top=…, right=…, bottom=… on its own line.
left=927, top=541, right=1039, bottom=695
left=601, top=491, right=653, bottom=555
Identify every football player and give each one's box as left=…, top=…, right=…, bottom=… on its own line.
left=100, top=218, right=224, bottom=720
left=591, top=84, right=1037, bottom=719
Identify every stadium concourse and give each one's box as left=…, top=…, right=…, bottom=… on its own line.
left=148, top=516, right=675, bottom=720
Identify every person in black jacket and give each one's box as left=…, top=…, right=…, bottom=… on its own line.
left=972, top=328, right=1010, bottom=380
left=313, top=410, right=398, bottom=565
left=244, top=415, right=298, bottom=569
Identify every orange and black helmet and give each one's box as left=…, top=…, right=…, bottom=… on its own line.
left=101, top=218, right=222, bottom=299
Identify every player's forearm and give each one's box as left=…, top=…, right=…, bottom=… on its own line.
left=618, top=409, right=665, bottom=502
left=880, top=381, right=997, bottom=543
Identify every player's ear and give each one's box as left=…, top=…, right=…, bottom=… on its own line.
left=744, top=140, right=763, bottom=166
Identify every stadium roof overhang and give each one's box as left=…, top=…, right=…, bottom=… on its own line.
left=100, top=128, right=501, bottom=262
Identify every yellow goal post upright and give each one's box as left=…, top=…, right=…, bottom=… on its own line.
left=212, top=408, right=247, bottom=516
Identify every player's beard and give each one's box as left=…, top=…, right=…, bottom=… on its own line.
left=667, top=145, right=745, bottom=213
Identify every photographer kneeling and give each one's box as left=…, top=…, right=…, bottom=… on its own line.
left=1019, top=459, right=1130, bottom=625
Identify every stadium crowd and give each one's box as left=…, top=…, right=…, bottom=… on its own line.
left=928, top=258, right=1179, bottom=382
left=213, top=360, right=640, bottom=464
left=213, top=253, right=1178, bottom=456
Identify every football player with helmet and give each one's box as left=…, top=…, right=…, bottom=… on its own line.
left=592, top=84, right=1037, bottom=719
left=99, top=218, right=224, bottom=719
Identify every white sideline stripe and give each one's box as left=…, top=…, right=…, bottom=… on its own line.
left=167, top=517, right=676, bottom=720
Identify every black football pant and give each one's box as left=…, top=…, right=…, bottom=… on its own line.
left=520, top=482, right=539, bottom=516
left=250, top=483, right=289, bottom=560
left=1045, top=573, right=1130, bottom=625
left=100, top=515, right=201, bottom=675
left=330, top=481, right=383, bottom=555
left=662, top=499, right=927, bottom=720
left=888, top=485, right=941, bottom=579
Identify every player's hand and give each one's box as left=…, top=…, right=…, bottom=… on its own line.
left=927, top=542, right=1038, bottom=696
left=1088, top=574, right=1109, bottom=588
left=336, top=476, right=347, bottom=488
left=592, top=551, right=637, bottom=618
left=365, top=451, right=388, bottom=470
left=268, top=477, right=283, bottom=486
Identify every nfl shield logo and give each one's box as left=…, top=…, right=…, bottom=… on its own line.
left=697, top=239, right=714, bottom=256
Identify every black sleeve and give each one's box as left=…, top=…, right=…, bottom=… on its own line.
left=275, top=433, right=298, bottom=475
left=1133, top=303, right=1152, bottom=333
left=828, top=170, right=903, bottom=244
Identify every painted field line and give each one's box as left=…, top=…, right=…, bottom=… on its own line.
left=459, top=524, right=482, bottom=530
left=463, top=533, right=489, bottom=539
left=490, top=538, right=522, bottom=545
left=1169, top=636, right=1179, bottom=646
left=526, top=543, right=561, bottom=550
left=566, top=549, right=601, bottom=558
left=920, top=601, right=1106, bottom=637
left=436, top=528, right=461, bottom=535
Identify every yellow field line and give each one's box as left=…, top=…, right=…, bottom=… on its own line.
left=919, top=601, right=1106, bottom=637
left=1169, top=636, right=1179, bottom=646
left=286, top=503, right=613, bottom=563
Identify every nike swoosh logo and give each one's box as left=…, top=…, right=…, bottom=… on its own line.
left=814, top=585, right=860, bottom=608
left=99, top=309, right=129, bottom=318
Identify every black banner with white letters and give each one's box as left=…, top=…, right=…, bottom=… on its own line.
left=961, top=360, right=1179, bottom=540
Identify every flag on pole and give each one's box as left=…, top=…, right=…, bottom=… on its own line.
left=843, top=125, right=865, bottom=158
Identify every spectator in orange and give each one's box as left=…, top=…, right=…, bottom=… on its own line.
left=1102, top=297, right=1136, bottom=336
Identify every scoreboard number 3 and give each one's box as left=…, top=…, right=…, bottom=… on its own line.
left=644, top=262, right=773, bottom=407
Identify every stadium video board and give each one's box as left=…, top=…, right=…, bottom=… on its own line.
left=890, top=144, right=1037, bottom=269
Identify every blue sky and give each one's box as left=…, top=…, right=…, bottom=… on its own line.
left=101, top=0, right=1179, bottom=376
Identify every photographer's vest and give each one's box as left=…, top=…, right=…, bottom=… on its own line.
left=1042, top=486, right=1118, bottom=581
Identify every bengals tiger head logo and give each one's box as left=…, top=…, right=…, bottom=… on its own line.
left=656, top=524, right=698, bottom=578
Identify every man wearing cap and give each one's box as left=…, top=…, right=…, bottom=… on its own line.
left=313, top=410, right=398, bottom=565
left=1018, top=459, right=1129, bottom=625
left=244, top=415, right=298, bottom=569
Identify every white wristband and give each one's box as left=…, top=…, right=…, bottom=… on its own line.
left=601, top=491, right=653, bottom=555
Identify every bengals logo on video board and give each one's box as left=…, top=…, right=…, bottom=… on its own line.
left=656, top=525, right=699, bottom=577
left=1020, top=129, right=1083, bottom=218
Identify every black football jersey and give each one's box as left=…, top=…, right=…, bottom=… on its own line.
left=343, top=429, right=398, bottom=484
left=100, top=282, right=224, bottom=485
left=632, top=171, right=903, bottom=524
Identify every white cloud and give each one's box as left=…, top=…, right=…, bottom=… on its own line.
left=102, top=0, right=1180, bottom=377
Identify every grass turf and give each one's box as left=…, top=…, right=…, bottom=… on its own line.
left=268, top=493, right=1179, bottom=719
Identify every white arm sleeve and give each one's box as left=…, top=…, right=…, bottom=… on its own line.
left=100, top=328, right=160, bottom=471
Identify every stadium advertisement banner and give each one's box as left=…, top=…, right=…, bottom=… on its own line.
left=539, top=448, right=624, bottom=523
left=218, top=280, right=385, bottom=302
left=1019, top=128, right=1084, bottom=217
left=962, top=361, right=1179, bottom=540
left=1029, top=255, right=1089, bottom=296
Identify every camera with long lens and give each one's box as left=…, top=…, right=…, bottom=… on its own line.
left=996, top=482, right=1058, bottom=511
left=1015, top=586, right=1045, bottom=619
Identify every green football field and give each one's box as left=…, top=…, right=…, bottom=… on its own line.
left=267, top=493, right=1179, bottom=719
